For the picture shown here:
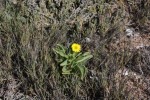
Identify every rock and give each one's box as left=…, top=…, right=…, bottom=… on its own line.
left=126, top=28, right=134, bottom=37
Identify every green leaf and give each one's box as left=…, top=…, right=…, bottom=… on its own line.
left=62, top=66, right=71, bottom=74
left=78, top=66, right=87, bottom=80
left=62, top=71, right=70, bottom=74
left=53, top=48, right=67, bottom=58
left=75, top=52, right=82, bottom=57
left=53, top=44, right=68, bottom=58
left=71, top=62, right=77, bottom=68
left=83, top=52, right=91, bottom=56
left=60, top=60, right=68, bottom=66
left=56, top=44, right=66, bottom=53
left=76, top=54, right=93, bottom=64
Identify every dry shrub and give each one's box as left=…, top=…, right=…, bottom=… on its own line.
left=0, top=0, right=149, bottom=99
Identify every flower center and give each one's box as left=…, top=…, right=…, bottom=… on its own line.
left=74, top=46, right=78, bottom=49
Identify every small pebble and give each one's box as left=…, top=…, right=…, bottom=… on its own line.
left=126, top=28, right=134, bottom=37
left=85, top=37, right=91, bottom=43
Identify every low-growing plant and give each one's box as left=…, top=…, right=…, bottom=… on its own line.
left=53, top=43, right=93, bottom=80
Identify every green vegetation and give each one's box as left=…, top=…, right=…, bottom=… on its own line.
left=53, top=43, right=93, bottom=80
left=0, top=0, right=150, bottom=99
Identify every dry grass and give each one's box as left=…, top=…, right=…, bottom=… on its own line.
left=0, top=0, right=150, bottom=99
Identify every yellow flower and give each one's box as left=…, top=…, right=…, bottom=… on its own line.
left=71, top=43, right=81, bottom=52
